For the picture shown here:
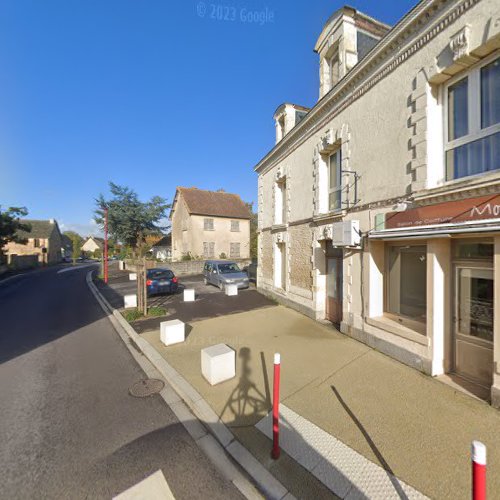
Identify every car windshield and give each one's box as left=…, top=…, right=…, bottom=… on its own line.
left=218, top=263, right=241, bottom=274
left=147, top=269, right=174, bottom=280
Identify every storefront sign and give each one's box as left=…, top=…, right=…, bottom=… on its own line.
left=385, top=194, right=500, bottom=229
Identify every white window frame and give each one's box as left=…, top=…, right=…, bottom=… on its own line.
left=204, top=218, right=214, bottom=231
left=230, top=220, right=240, bottom=232
left=274, top=178, right=287, bottom=225
left=443, top=52, right=500, bottom=182
left=328, top=150, right=342, bottom=212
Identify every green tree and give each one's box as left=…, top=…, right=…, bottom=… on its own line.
left=63, top=231, right=83, bottom=263
left=245, top=202, right=258, bottom=260
left=94, top=182, right=170, bottom=257
left=0, top=207, right=31, bottom=262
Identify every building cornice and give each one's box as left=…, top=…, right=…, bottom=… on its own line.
left=254, top=0, right=480, bottom=176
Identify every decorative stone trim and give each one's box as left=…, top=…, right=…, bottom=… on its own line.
left=313, top=123, right=351, bottom=215
left=449, top=24, right=470, bottom=60
left=255, top=0, right=480, bottom=176
left=408, top=68, right=430, bottom=193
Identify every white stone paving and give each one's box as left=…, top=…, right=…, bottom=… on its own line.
left=255, top=405, right=428, bottom=500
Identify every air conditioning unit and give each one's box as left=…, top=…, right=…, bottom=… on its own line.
left=331, top=220, right=361, bottom=247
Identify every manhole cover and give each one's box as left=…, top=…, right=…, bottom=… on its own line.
left=129, top=379, right=165, bottom=398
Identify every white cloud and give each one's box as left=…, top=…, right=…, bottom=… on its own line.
left=59, top=221, right=103, bottom=237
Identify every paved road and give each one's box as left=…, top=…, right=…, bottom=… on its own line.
left=0, top=265, right=243, bottom=499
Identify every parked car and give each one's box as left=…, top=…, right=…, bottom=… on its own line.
left=243, top=260, right=257, bottom=283
left=146, top=268, right=178, bottom=296
left=203, top=260, right=249, bottom=291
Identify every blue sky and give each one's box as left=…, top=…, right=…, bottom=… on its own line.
left=0, top=0, right=418, bottom=236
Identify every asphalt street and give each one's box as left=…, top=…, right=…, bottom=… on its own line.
left=0, top=265, right=243, bottom=499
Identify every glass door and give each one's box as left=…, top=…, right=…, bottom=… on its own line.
left=454, top=266, right=494, bottom=386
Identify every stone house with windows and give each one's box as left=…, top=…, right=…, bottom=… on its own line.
left=254, top=1, right=500, bottom=406
left=170, top=187, right=251, bottom=261
left=3, top=219, right=63, bottom=265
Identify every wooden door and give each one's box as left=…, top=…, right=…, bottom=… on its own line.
left=326, top=246, right=343, bottom=325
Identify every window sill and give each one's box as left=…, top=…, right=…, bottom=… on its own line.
left=313, top=211, right=345, bottom=223
left=366, top=316, right=429, bottom=346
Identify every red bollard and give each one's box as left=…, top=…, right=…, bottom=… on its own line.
left=272, top=353, right=281, bottom=459
left=472, top=440, right=486, bottom=500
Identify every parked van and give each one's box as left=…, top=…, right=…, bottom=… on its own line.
left=203, top=260, right=249, bottom=291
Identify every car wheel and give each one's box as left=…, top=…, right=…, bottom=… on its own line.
left=220, top=282, right=224, bottom=292
left=203, top=277, right=208, bottom=285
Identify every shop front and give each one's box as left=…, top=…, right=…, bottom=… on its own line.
left=371, top=193, right=500, bottom=403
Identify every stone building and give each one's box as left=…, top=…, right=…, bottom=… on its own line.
left=3, top=219, right=63, bottom=265
left=170, top=187, right=251, bottom=261
left=254, top=1, right=500, bottom=405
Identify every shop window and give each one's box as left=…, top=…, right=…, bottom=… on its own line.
left=454, top=241, right=494, bottom=260
left=385, top=245, right=427, bottom=334
left=445, top=56, right=500, bottom=181
left=204, top=218, right=214, bottom=231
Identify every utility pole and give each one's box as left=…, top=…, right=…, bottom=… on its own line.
left=104, top=206, right=109, bottom=284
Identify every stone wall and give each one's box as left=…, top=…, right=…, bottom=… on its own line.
left=260, top=231, right=273, bottom=281
left=288, top=224, right=313, bottom=290
left=8, top=254, right=39, bottom=270
left=124, top=258, right=252, bottom=276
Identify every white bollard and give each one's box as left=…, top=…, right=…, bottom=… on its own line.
left=160, top=319, right=185, bottom=346
left=201, top=344, right=235, bottom=385
left=118, top=260, right=125, bottom=270
left=225, top=284, right=238, bottom=296
left=129, top=273, right=137, bottom=281
left=183, top=288, right=195, bottom=302
left=124, top=294, right=137, bottom=308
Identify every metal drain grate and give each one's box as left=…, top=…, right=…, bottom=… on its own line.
left=129, top=379, right=165, bottom=398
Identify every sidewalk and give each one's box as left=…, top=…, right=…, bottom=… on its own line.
left=141, top=306, right=500, bottom=499
left=96, top=268, right=500, bottom=498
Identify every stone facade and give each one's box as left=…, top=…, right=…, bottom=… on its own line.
left=170, top=188, right=251, bottom=261
left=254, top=1, right=500, bottom=406
left=3, top=219, right=63, bottom=265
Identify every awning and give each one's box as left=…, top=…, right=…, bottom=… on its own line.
left=369, top=222, right=500, bottom=240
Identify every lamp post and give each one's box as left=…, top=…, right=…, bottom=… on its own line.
left=104, top=206, right=109, bottom=284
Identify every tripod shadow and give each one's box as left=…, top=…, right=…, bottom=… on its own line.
left=220, top=347, right=271, bottom=427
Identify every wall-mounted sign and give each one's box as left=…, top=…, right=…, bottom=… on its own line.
left=385, top=194, right=500, bottom=230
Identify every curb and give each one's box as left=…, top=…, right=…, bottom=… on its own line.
left=86, top=271, right=292, bottom=500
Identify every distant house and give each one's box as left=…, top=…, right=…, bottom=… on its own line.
left=3, top=219, right=63, bottom=265
left=61, top=234, right=73, bottom=259
left=81, top=236, right=104, bottom=254
left=151, top=235, right=172, bottom=261
left=170, top=187, right=251, bottom=261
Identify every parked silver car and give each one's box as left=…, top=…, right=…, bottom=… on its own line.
left=203, top=260, right=249, bottom=291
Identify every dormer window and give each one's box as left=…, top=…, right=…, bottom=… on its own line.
left=278, top=116, right=286, bottom=139
left=329, top=52, right=339, bottom=89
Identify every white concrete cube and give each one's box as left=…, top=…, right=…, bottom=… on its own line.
left=124, top=294, right=137, bottom=308
left=201, top=344, right=235, bottom=385
left=225, top=284, right=238, bottom=296
left=183, top=288, right=195, bottom=302
left=160, top=319, right=185, bottom=346
left=129, top=273, right=137, bottom=281
left=118, top=260, right=125, bottom=270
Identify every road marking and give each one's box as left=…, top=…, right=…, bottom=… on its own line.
left=113, top=470, right=175, bottom=500
left=57, top=264, right=97, bottom=274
